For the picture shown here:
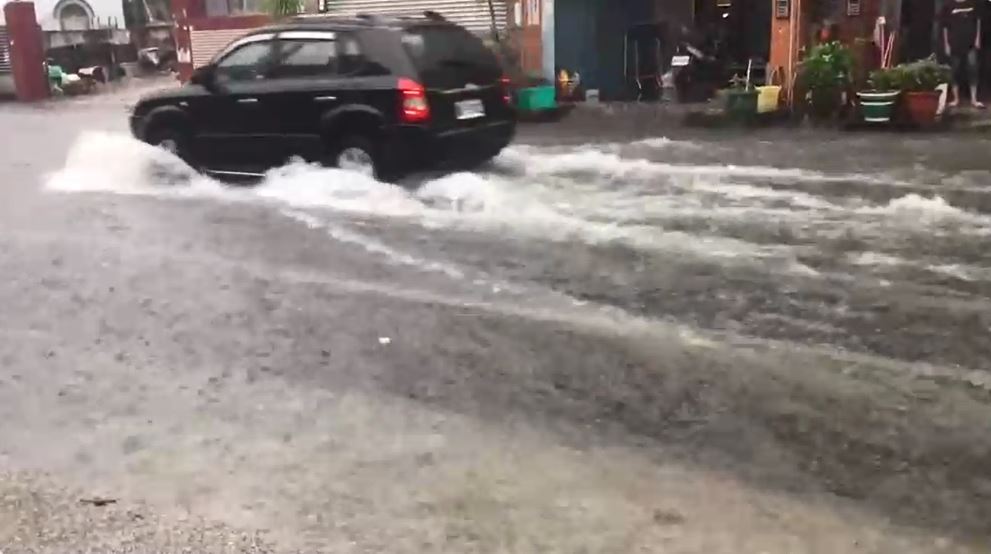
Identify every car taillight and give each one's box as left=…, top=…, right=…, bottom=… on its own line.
left=500, top=76, right=512, bottom=105
left=398, top=77, right=430, bottom=123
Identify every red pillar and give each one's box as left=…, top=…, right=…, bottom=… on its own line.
left=171, top=0, right=205, bottom=82
left=3, top=1, right=48, bottom=102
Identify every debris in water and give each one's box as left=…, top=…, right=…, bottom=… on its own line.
left=378, top=337, right=392, bottom=345
left=79, top=497, right=117, bottom=507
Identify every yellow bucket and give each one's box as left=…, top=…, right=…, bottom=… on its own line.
left=756, top=85, right=781, bottom=113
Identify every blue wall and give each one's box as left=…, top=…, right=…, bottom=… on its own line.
left=554, top=0, right=654, bottom=99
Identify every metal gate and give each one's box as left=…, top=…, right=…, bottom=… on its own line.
left=190, top=28, right=253, bottom=68
left=0, top=27, right=11, bottom=74
left=318, top=0, right=507, bottom=34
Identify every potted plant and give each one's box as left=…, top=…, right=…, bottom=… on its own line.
left=858, top=68, right=902, bottom=123
left=897, top=58, right=951, bottom=125
left=797, top=41, right=854, bottom=120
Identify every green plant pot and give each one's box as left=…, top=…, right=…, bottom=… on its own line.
left=724, top=89, right=758, bottom=120
left=857, top=90, right=900, bottom=123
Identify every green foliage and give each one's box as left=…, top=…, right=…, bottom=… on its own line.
left=797, top=41, right=854, bottom=92
left=894, top=57, right=951, bottom=92
left=868, top=67, right=901, bottom=91
left=268, top=0, right=300, bottom=18
left=867, top=57, right=950, bottom=92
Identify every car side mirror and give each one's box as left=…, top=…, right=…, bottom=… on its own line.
left=190, top=66, right=215, bottom=89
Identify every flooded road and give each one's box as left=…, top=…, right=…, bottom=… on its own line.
left=51, top=130, right=991, bottom=370
left=2, top=94, right=990, bottom=552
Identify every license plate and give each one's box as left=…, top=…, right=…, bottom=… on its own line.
left=455, top=99, right=485, bottom=120
left=671, top=55, right=690, bottom=67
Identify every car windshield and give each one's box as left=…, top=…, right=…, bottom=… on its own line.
left=402, top=25, right=501, bottom=89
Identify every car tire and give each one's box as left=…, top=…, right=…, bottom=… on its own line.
left=146, top=125, right=192, bottom=165
left=329, top=135, right=380, bottom=179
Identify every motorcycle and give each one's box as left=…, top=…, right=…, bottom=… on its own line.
left=670, top=30, right=727, bottom=103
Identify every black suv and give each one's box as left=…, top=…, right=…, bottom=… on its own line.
left=130, top=14, right=516, bottom=179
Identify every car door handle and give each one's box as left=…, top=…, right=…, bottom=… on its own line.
left=314, top=95, right=337, bottom=102
left=237, top=98, right=260, bottom=104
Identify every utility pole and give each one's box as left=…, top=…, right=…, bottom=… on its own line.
left=484, top=0, right=500, bottom=43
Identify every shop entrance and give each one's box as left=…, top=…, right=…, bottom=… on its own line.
left=692, top=0, right=771, bottom=82
left=554, top=0, right=656, bottom=100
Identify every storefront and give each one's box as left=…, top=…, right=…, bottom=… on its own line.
left=691, top=0, right=772, bottom=85
left=516, top=0, right=770, bottom=101
left=548, top=0, right=692, bottom=100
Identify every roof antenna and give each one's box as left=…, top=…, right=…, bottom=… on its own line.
left=423, top=10, right=446, bottom=21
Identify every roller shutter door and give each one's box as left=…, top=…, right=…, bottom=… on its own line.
left=319, top=0, right=506, bottom=34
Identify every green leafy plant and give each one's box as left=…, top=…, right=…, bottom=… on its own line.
left=867, top=67, right=903, bottom=91
left=797, top=41, right=854, bottom=92
left=268, top=0, right=300, bottom=18
left=895, top=57, right=951, bottom=92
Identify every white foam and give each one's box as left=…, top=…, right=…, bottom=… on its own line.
left=498, top=145, right=861, bottom=184
left=630, top=137, right=676, bottom=148
left=849, top=252, right=906, bottom=267
left=46, top=131, right=225, bottom=197
left=255, top=161, right=423, bottom=217
left=45, top=133, right=835, bottom=274
left=281, top=209, right=466, bottom=280
left=859, top=194, right=989, bottom=227
left=927, top=263, right=991, bottom=282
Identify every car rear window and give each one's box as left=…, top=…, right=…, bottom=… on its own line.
left=402, top=25, right=501, bottom=89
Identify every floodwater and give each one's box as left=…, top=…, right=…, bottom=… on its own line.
left=49, top=131, right=991, bottom=371
left=4, top=97, right=990, bottom=551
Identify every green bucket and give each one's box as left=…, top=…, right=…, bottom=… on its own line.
left=724, top=89, right=758, bottom=120
left=858, top=90, right=900, bottom=123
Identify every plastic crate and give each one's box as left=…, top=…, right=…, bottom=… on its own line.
left=516, top=85, right=557, bottom=112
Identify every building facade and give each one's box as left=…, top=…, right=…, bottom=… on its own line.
left=317, top=0, right=509, bottom=35
left=1, top=0, right=126, bottom=30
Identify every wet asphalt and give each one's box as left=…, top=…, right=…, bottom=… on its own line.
left=0, top=84, right=990, bottom=552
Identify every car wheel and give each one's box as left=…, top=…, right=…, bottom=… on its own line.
left=330, top=136, right=379, bottom=178
left=146, top=126, right=192, bottom=164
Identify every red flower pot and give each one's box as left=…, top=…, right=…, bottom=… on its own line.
left=903, top=91, right=940, bottom=125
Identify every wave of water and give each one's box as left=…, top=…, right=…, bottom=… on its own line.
left=47, top=132, right=991, bottom=284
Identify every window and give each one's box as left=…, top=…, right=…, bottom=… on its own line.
left=56, top=0, right=94, bottom=31
left=339, top=36, right=376, bottom=75
left=215, top=41, right=273, bottom=82
left=403, top=26, right=501, bottom=88
left=228, top=0, right=266, bottom=14
left=273, top=39, right=338, bottom=78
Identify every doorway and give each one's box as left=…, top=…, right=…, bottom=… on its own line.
left=901, top=0, right=936, bottom=61
left=692, top=0, right=771, bottom=80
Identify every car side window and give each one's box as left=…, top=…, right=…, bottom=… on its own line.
left=339, top=34, right=389, bottom=76
left=272, top=38, right=338, bottom=78
left=214, top=41, right=273, bottom=83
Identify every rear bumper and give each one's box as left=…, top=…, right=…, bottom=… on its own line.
left=389, top=119, right=515, bottom=171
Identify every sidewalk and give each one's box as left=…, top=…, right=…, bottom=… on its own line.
left=518, top=100, right=991, bottom=143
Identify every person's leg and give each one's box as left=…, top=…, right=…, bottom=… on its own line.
left=949, top=51, right=965, bottom=107
left=968, top=49, right=985, bottom=107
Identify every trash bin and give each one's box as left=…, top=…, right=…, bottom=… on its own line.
left=725, top=89, right=758, bottom=119
left=756, top=85, right=781, bottom=113
left=516, top=85, right=557, bottom=112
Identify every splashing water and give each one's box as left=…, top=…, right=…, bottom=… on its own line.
left=46, top=132, right=990, bottom=277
